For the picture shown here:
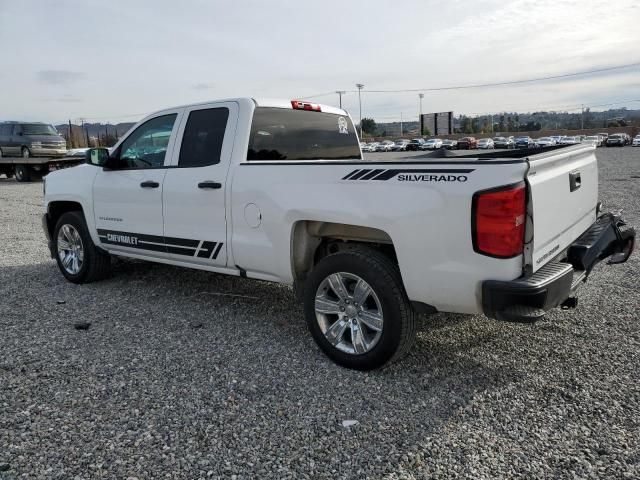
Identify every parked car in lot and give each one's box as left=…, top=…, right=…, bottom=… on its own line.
left=456, top=137, right=477, bottom=150
left=514, top=136, right=534, bottom=148
left=477, top=138, right=494, bottom=149
left=40, top=97, right=636, bottom=370
left=375, top=141, right=395, bottom=152
left=623, top=133, right=632, bottom=145
left=363, top=142, right=380, bottom=152
left=606, top=134, right=626, bottom=147
left=493, top=137, right=514, bottom=149
left=534, top=137, right=556, bottom=148
left=632, top=135, right=640, bottom=146
left=405, top=138, right=426, bottom=151
left=442, top=139, right=457, bottom=150
left=0, top=121, right=67, bottom=158
left=584, top=136, right=602, bottom=147
left=549, top=135, right=563, bottom=145
left=422, top=138, right=443, bottom=150
left=392, top=139, right=409, bottom=151
left=559, top=136, right=579, bottom=145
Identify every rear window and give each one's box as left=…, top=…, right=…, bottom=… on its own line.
left=178, top=107, right=229, bottom=167
left=247, top=108, right=361, bottom=161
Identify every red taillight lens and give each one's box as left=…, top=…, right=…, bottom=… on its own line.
left=473, top=183, right=526, bottom=258
left=291, top=100, right=322, bottom=111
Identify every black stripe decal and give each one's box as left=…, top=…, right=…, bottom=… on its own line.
left=97, top=229, right=164, bottom=244
left=198, top=241, right=217, bottom=258
left=97, top=229, right=223, bottom=261
left=359, top=169, right=385, bottom=180
left=211, top=242, right=223, bottom=260
left=342, top=169, right=361, bottom=180
left=163, top=236, right=200, bottom=248
left=349, top=169, right=371, bottom=180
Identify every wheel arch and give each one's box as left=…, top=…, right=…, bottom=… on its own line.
left=290, top=219, right=397, bottom=285
left=290, top=220, right=437, bottom=315
left=46, top=200, right=85, bottom=238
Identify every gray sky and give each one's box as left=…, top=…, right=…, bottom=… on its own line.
left=1, top=0, right=639, bottom=124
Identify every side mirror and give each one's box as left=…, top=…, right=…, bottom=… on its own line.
left=86, top=148, right=109, bottom=167
left=16, top=131, right=23, bottom=136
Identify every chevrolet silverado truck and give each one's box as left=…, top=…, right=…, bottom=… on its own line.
left=41, top=98, right=635, bottom=370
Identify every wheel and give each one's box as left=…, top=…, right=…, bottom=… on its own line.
left=21, top=147, right=31, bottom=158
left=14, top=164, right=31, bottom=182
left=53, top=211, right=111, bottom=284
left=303, top=248, right=417, bottom=370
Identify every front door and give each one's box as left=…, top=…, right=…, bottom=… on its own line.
left=92, top=110, right=182, bottom=258
left=162, top=102, right=238, bottom=267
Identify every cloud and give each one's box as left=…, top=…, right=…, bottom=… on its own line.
left=41, top=95, right=83, bottom=103
left=36, top=70, right=85, bottom=85
left=193, top=83, right=215, bottom=90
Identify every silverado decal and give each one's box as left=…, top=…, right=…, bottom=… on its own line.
left=342, top=168, right=474, bottom=181
left=97, top=229, right=223, bottom=260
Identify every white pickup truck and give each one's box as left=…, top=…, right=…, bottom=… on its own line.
left=42, top=98, right=635, bottom=370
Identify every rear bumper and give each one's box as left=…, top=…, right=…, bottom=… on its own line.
left=482, top=213, right=635, bottom=322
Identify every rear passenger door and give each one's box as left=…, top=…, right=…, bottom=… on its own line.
left=162, top=102, right=238, bottom=267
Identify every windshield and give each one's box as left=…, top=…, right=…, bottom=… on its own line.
left=21, top=123, right=59, bottom=136
left=493, top=137, right=505, bottom=141
left=539, top=137, right=551, bottom=141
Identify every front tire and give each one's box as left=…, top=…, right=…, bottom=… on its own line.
left=303, top=248, right=417, bottom=370
left=53, top=211, right=111, bottom=284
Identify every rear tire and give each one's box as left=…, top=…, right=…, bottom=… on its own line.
left=303, top=248, right=417, bottom=370
left=53, top=211, right=111, bottom=284
left=14, top=164, right=31, bottom=182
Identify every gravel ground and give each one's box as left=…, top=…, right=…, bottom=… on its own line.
left=1, top=147, right=639, bottom=479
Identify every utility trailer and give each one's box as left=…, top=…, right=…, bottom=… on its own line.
left=0, top=155, right=83, bottom=182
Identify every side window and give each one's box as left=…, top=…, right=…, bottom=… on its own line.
left=12, top=125, right=22, bottom=136
left=178, top=108, right=229, bottom=167
left=0, top=125, right=11, bottom=136
left=118, top=114, right=177, bottom=168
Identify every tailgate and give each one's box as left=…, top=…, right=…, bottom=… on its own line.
left=526, top=145, right=598, bottom=272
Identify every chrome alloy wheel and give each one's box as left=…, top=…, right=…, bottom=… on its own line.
left=314, top=272, right=383, bottom=355
left=57, top=224, right=84, bottom=275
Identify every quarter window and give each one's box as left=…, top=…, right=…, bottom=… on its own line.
left=178, top=108, right=229, bottom=167
left=118, top=114, right=177, bottom=168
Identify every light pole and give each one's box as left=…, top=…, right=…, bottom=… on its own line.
left=336, top=91, right=345, bottom=109
left=356, top=84, right=364, bottom=138
left=418, top=93, right=424, bottom=135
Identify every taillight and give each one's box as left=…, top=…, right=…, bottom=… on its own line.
left=472, top=182, right=526, bottom=258
left=291, top=100, right=322, bottom=111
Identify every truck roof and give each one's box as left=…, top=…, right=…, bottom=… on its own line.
left=150, top=97, right=349, bottom=118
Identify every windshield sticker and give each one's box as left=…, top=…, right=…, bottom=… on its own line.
left=338, top=117, right=349, bottom=134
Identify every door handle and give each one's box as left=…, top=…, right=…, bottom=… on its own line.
left=140, top=181, right=160, bottom=188
left=198, top=181, right=222, bottom=189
